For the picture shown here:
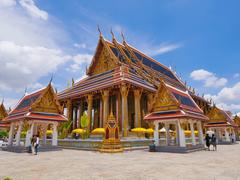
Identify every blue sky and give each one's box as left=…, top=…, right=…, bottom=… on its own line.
left=0, top=0, right=240, bottom=114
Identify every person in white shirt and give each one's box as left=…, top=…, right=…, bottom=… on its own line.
left=34, top=134, right=40, bottom=155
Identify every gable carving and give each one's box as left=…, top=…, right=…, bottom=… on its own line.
left=31, top=86, right=61, bottom=114
left=207, top=107, right=226, bottom=123
left=0, top=104, right=8, bottom=120
left=91, top=46, right=118, bottom=76
left=152, top=82, right=179, bottom=112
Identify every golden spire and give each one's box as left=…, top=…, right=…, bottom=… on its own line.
left=97, top=25, right=102, bottom=38
left=110, top=28, right=116, bottom=43
left=121, top=31, right=126, bottom=44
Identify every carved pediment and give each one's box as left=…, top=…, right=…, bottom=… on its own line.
left=234, top=116, right=240, bottom=126
left=31, top=85, right=62, bottom=114
left=91, top=45, right=118, bottom=76
left=0, top=104, right=8, bottom=120
left=207, top=107, right=226, bottom=123
left=152, top=82, right=179, bottom=112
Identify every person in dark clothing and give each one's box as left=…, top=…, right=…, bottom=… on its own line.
left=205, top=134, right=210, bottom=150
left=211, top=134, right=217, bottom=151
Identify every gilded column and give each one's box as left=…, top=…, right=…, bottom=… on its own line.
left=120, top=85, right=129, bottom=137
left=87, top=94, right=93, bottom=131
left=147, top=93, right=154, bottom=113
left=102, top=90, right=109, bottom=127
left=67, top=99, right=73, bottom=121
left=134, top=89, right=142, bottom=128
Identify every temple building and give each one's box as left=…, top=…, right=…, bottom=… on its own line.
left=58, top=31, right=209, bottom=144
left=205, top=106, right=238, bottom=143
left=233, top=115, right=240, bottom=140
left=0, top=102, right=9, bottom=130
left=3, top=82, right=67, bottom=147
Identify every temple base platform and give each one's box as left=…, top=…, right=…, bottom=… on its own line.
left=1, top=145, right=62, bottom=153
left=150, top=144, right=205, bottom=153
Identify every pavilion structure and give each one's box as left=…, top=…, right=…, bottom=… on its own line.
left=205, top=106, right=238, bottom=144
left=233, top=115, right=240, bottom=140
left=58, top=31, right=209, bottom=141
left=144, top=80, right=208, bottom=152
left=0, top=102, right=9, bottom=131
left=3, top=82, right=67, bottom=148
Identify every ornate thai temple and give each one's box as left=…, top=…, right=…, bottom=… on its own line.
left=0, top=102, right=9, bottom=130
left=3, top=82, right=67, bottom=148
left=205, top=106, right=238, bottom=143
left=58, top=31, right=210, bottom=152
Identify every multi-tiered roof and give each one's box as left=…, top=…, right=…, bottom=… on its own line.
left=58, top=33, right=186, bottom=100
left=4, top=83, right=67, bottom=123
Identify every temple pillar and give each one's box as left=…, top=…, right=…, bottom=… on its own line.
left=16, top=121, right=23, bottom=146
left=120, top=85, right=129, bottom=137
left=52, top=122, right=58, bottom=146
left=154, top=121, right=159, bottom=146
left=134, top=89, right=142, bottom=128
left=197, top=121, right=204, bottom=144
left=147, top=93, right=154, bottom=113
left=225, top=128, right=230, bottom=142
left=8, top=123, right=15, bottom=146
left=42, top=124, right=47, bottom=145
left=177, top=121, right=186, bottom=147
left=165, top=123, right=170, bottom=146
left=102, top=90, right=109, bottom=127
left=67, top=99, right=73, bottom=120
left=190, top=121, right=196, bottom=146
left=87, top=94, right=93, bottom=131
left=99, top=98, right=103, bottom=128
left=25, top=122, right=34, bottom=147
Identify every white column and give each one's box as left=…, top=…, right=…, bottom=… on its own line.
left=42, top=124, right=48, bottom=145
left=190, top=121, right=196, bottom=146
left=165, top=123, right=170, bottom=146
left=52, top=123, right=58, bottom=146
left=154, top=121, right=159, bottom=146
left=225, top=128, right=230, bottom=142
left=25, top=122, right=34, bottom=147
left=16, top=121, right=23, bottom=146
left=177, top=121, right=186, bottom=147
left=197, top=121, right=204, bottom=145
left=8, top=123, right=15, bottom=146
left=232, top=130, right=236, bottom=143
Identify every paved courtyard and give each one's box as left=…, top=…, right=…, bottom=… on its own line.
left=0, top=144, right=240, bottom=180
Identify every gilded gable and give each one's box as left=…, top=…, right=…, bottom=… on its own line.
left=0, top=104, right=8, bottom=120
left=90, top=45, right=118, bottom=76
left=152, top=82, right=179, bottom=112
left=207, top=107, right=226, bottom=123
left=31, top=85, right=62, bottom=114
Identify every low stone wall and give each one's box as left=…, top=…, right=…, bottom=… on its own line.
left=45, top=138, right=154, bottom=151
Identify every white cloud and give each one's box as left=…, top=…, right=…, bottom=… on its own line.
left=74, top=43, right=87, bottom=49
left=68, top=54, right=92, bottom=72
left=19, top=0, right=48, bottom=20
left=0, top=0, right=16, bottom=7
left=0, top=41, right=71, bottom=91
left=205, top=82, right=240, bottom=113
left=143, top=42, right=182, bottom=56
left=234, top=73, right=240, bottom=78
left=190, top=69, right=227, bottom=88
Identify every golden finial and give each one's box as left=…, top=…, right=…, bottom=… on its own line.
left=110, top=28, right=116, bottom=42
left=121, top=31, right=126, bottom=44
left=97, top=25, right=102, bottom=37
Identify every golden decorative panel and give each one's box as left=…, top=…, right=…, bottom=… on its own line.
left=91, top=46, right=118, bottom=76
left=152, top=83, right=179, bottom=112
left=31, top=85, right=61, bottom=114
left=207, top=107, right=226, bottom=123
left=0, top=104, right=8, bottom=120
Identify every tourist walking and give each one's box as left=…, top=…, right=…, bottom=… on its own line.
left=205, top=134, right=210, bottom=150
left=34, top=134, right=40, bottom=155
left=211, top=134, right=217, bottom=151
left=31, top=135, right=36, bottom=154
